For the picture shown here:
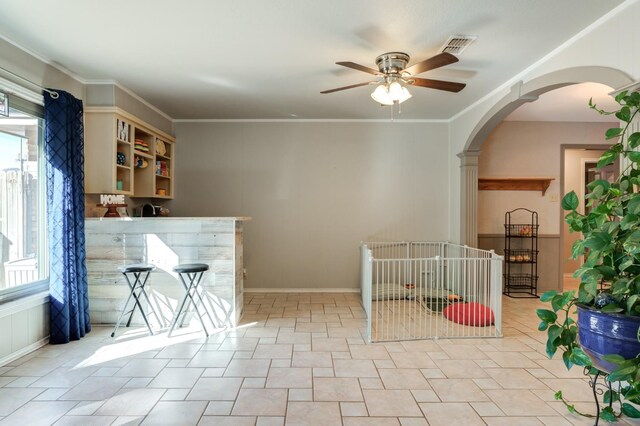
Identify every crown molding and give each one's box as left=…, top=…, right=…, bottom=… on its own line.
left=85, top=80, right=174, bottom=123
left=0, top=33, right=87, bottom=85
left=0, top=33, right=174, bottom=122
left=3, top=0, right=636, bottom=124
left=173, top=118, right=449, bottom=123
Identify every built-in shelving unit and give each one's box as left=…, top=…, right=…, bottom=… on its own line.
left=85, top=108, right=175, bottom=198
left=479, top=178, right=554, bottom=195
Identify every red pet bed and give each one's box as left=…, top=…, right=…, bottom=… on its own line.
left=442, top=302, right=495, bottom=327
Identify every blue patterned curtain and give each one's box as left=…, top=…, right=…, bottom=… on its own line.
left=44, top=90, right=91, bottom=344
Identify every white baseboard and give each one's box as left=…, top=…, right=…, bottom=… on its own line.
left=245, top=288, right=361, bottom=294
left=0, top=336, right=49, bottom=367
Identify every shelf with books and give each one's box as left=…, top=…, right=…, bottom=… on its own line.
left=155, top=160, right=170, bottom=178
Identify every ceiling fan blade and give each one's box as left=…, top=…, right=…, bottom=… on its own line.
left=408, top=77, right=466, bottom=93
left=403, top=52, right=459, bottom=76
left=336, top=62, right=382, bottom=76
left=320, top=81, right=376, bottom=94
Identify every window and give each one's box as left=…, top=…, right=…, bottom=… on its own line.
left=0, top=96, right=47, bottom=300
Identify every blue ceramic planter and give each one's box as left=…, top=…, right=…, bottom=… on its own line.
left=577, top=304, right=640, bottom=373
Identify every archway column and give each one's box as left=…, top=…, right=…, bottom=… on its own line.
left=458, top=150, right=481, bottom=247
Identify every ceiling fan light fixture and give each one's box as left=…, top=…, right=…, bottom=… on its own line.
left=397, top=85, right=412, bottom=103
left=388, top=81, right=403, bottom=99
left=322, top=51, right=465, bottom=101
left=371, top=84, right=394, bottom=105
left=371, top=82, right=412, bottom=105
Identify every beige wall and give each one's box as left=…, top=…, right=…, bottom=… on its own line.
left=170, top=121, right=449, bottom=290
left=478, top=121, right=613, bottom=235
left=478, top=121, right=613, bottom=292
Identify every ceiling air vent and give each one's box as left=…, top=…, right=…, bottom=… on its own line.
left=440, top=35, right=477, bottom=55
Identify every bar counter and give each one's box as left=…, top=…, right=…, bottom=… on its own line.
left=85, top=217, right=249, bottom=329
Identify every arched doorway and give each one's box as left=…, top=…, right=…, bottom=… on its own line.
left=458, top=66, right=633, bottom=292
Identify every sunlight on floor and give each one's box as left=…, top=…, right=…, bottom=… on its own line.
left=76, top=321, right=259, bottom=369
left=0, top=293, right=631, bottom=425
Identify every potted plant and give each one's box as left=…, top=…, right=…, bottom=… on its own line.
left=537, top=89, right=640, bottom=422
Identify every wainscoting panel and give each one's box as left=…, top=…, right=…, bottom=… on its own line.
left=0, top=292, right=49, bottom=366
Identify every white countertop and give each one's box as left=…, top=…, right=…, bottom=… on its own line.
left=86, top=216, right=251, bottom=221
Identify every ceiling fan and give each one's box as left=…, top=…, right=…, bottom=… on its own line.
left=321, top=52, right=466, bottom=105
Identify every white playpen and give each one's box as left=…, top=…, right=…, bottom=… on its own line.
left=360, top=242, right=503, bottom=342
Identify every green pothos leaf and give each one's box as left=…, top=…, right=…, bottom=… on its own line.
left=571, top=240, right=585, bottom=259
left=628, top=197, right=640, bottom=215
left=562, top=351, right=573, bottom=370
left=601, top=303, right=624, bottom=313
left=570, top=347, right=592, bottom=367
left=624, top=386, right=640, bottom=402
left=562, top=191, right=579, bottom=211
left=605, top=127, right=623, bottom=140
left=629, top=132, right=640, bottom=149
left=622, top=402, right=640, bottom=418
left=598, top=149, right=620, bottom=169
left=602, top=354, right=626, bottom=365
left=616, top=106, right=632, bottom=122
left=604, top=389, right=620, bottom=404
left=548, top=324, right=562, bottom=343
left=600, top=406, right=617, bottom=422
left=540, top=290, right=557, bottom=302
left=546, top=336, right=558, bottom=359
left=615, top=90, right=628, bottom=103
left=607, top=365, right=636, bottom=382
left=536, top=309, right=557, bottom=323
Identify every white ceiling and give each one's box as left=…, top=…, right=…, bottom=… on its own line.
left=0, top=0, right=625, bottom=120
left=505, top=82, right=620, bottom=122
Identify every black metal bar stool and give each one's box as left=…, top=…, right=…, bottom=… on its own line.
left=168, top=263, right=214, bottom=337
left=111, top=263, right=161, bottom=337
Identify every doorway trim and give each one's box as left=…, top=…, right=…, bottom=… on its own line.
left=559, top=144, right=612, bottom=292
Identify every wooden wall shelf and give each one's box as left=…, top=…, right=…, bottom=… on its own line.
left=479, top=178, right=554, bottom=196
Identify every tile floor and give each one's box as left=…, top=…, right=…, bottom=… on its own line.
left=0, top=292, right=637, bottom=425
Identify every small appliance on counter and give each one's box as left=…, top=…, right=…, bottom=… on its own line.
left=140, top=204, right=170, bottom=217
